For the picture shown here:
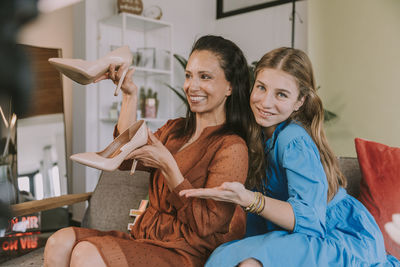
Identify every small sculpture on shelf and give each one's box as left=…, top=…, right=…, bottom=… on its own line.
left=143, top=5, right=163, bottom=20
left=117, top=0, right=143, bottom=15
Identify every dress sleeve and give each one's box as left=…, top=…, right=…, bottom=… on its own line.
left=282, top=136, right=328, bottom=237
left=167, top=139, right=248, bottom=237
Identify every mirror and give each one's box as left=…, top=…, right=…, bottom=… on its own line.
left=17, top=114, right=67, bottom=201
left=15, top=44, right=68, bottom=203
left=0, top=44, right=69, bottom=261
left=0, top=44, right=69, bottom=260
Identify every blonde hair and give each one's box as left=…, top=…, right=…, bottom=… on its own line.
left=253, top=47, right=346, bottom=201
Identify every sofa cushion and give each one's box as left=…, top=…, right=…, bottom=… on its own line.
left=355, top=138, right=400, bottom=258
left=82, top=170, right=149, bottom=232
left=337, top=157, right=362, bottom=198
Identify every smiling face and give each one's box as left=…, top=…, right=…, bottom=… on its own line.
left=250, top=68, right=305, bottom=138
left=183, top=50, right=232, bottom=122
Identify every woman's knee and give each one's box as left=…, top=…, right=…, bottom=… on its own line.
left=70, top=241, right=107, bottom=267
left=44, top=227, right=77, bottom=267
left=238, top=258, right=263, bottom=267
left=46, top=227, right=76, bottom=250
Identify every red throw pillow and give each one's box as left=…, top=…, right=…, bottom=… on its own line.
left=355, top=138, right=400, bottom=258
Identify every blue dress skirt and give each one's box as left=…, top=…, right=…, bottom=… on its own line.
left=205, top=122, right=400, bottom=267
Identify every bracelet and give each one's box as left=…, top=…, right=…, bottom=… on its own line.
left=244, top=192, right=258, bottom=212
left=244, top=192, right=260, bottom=213
left=255, top=193, right=265, bottom=214
left=244, top=192, right=265, bottom=214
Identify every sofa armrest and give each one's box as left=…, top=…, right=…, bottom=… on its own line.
left=11, top=192, right=92, bottom=217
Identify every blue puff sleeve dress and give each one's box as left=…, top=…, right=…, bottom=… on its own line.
left=205, top=121, right=400, bottom=267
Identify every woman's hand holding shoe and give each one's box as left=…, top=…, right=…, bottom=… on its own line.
left=94, top=63, right=137, bottom=96
left=128, top=129, right=185, bottom=190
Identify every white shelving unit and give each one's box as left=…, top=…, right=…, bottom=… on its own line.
left=96, top=12, right=174, bottom=150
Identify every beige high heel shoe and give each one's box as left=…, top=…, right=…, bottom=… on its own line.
left=70, top=120, right=148, bottom=174
left=48, top=46, right=133, bottom=96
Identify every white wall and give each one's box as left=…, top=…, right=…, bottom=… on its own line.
left=214, top=1, right=307, bottom=63
left=308, top=0, right=400, bottom=156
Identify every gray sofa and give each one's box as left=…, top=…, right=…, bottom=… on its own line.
left=0, top=157, right=362, bottom=266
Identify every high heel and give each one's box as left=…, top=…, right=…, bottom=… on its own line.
left=114, top=66, right=131, bottom=96
left=70, top=120, right=148, bottom=174
left=49, top=46, right=133, bottom=95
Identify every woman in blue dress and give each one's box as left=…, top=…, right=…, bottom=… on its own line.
left=180, top=47, right=400, bottom=266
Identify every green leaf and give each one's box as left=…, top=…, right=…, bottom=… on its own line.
left=164, top=83, right=187, bottom=104
left=165, top=54, right=188, bottom=105
left=173, top=54, right=187, bottom=70
left=248, top=61, right=257, bottom=87
left=324, top=109, right=337, bottom=122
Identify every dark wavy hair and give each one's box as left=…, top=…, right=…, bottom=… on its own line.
left=172, top=35, right=263, bottom=183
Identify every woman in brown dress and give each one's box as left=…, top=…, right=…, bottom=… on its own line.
left=43, top=35, right=262, bottom=267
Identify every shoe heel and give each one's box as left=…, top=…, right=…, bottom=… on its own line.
left=70, top=120, right=147, bottom=172
left=114, top=67, right=132, bottom=96
left=130, top=159, right=138, bottom=175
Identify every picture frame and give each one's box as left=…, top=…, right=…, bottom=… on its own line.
left=216, top=0, right=297, bottom=19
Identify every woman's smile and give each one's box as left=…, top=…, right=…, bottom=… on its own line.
left=188, top=94, right=207, bottom=104
left=255, top=107, right=275, bottom=119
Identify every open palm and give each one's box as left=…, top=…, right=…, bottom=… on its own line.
left=179, top=182, right=253, bottom=207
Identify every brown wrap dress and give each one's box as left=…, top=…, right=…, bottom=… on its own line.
left=73, top=118, right=248, bottom=266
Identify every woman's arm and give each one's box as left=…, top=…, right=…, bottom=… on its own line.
left=281, top=136, right=327, bottom=236
left=182, top=136, right=328, bottom=236
left=94, top=64, right=137, bottom=133
left=118, top=91, right=137, bottom=134
left=180, top=182, right=295, bottom=231
left=257, top=195, right=295, bottom=231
